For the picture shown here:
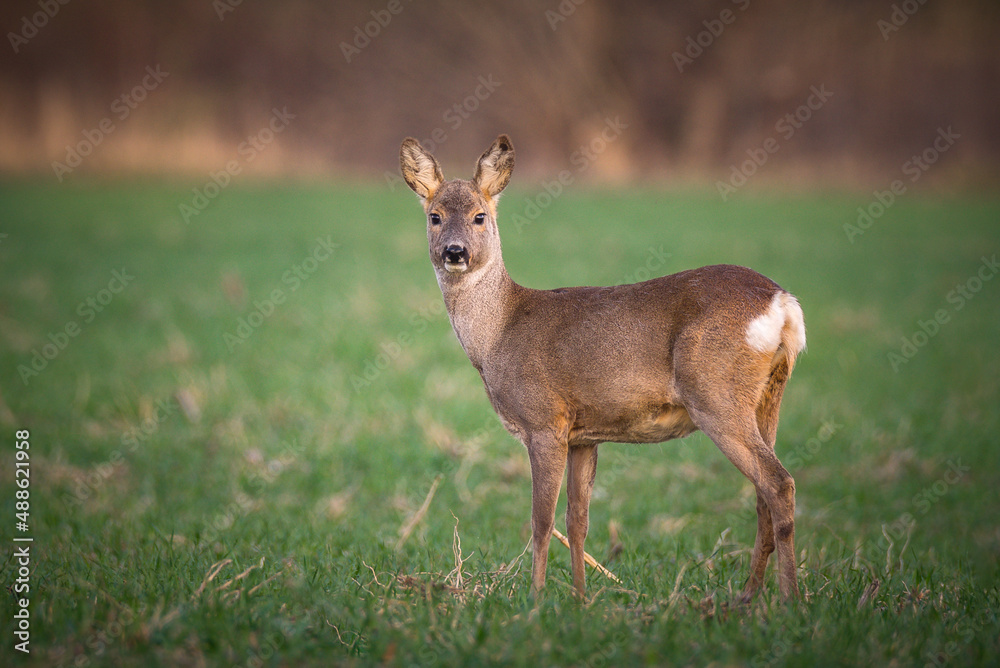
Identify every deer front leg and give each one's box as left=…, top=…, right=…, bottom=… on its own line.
left=566, top=444, right=599, bottom=597
left=527, top=434, right=568, bottom=594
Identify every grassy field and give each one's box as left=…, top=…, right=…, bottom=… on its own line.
left=1, top=179, right=998, bottom=666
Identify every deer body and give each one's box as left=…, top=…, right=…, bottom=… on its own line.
left=401, top=135, right=805, bottom=601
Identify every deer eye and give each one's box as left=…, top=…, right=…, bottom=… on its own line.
left=473, top=213, right=486, bottom=225
left=429, top=213, right=441, bottom=225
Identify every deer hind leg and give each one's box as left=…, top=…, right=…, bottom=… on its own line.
left=691, top=411, right=799, bottom=601
left=741, top=355, right=792, bottom=601
left=527, top=434, right=568, bottom=594
left=566, top=443, right=599, bottom=597
left=764, top=455, right=798, bottom=602
left=742, top=489, right=776, bottom=602
left=756, top=352, right=791, bottom=450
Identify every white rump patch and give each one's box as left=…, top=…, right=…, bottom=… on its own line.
left=782, top=294, right=807, bottom=354
left=746, top=292, right=806, bottom=354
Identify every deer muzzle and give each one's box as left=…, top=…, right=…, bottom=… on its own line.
left=442, top=244, right=469, bottom=272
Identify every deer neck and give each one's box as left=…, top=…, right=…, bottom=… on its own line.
left=436, top=254, right=518, bottom=370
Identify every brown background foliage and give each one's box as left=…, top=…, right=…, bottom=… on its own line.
left=1, top=0, right=997, bottom=186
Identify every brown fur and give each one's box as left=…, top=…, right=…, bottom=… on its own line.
left=401, top=135, right=806, bottom=601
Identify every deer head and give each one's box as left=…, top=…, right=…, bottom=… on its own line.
left=400, top=135, right=515, bottom=284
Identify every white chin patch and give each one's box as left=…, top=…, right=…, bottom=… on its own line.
left=444, top=262, right=469, bottom=274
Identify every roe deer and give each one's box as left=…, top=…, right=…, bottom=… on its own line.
left=400, top=134, right=806, bottom=601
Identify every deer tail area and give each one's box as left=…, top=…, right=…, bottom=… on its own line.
left=748, top=291, right=806, bottom=446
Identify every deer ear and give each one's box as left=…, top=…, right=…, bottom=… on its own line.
left=400, top=138, right=444, bottom=200
left=473, top=134, right=515, bottom=199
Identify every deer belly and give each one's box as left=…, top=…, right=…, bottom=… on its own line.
left=569, top=403, right=699, bottom=445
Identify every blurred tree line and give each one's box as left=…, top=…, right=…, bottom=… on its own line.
left=1, top=0, right=997, bottom=186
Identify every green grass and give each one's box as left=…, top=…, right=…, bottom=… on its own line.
left=1, top=178, right=998, bottom=666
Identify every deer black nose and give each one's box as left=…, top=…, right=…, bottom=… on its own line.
left=442, top=244, right=468, bottom=264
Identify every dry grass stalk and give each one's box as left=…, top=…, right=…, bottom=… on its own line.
left=394, top=474, right=443, bottom=551
left=857, top=579, right=881, bottom=609
left=446, top=515, right=472, bottom=590
left=665, top=563, right=688, bottom=615
left=192, top=556, right=286, bottom=604
left=606, top=520, right=624, bottom=564
left=551, top=528, right=621, bottom=584
left=193, top=558, right=232, bottom=598
left=215, top=556, right=265, bottom=592
left=395, top=532, right=531, bottom=601
left=174, top=387, right=201, bottom=423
